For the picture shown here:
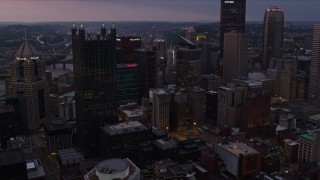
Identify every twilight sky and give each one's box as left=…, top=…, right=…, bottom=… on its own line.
left=0, top=0, right=319, bottom=22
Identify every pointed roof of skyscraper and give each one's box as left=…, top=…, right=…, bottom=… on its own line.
left=177, top=35, right=197, bottom=49
left=15, top=40, right=38, bottom=58
left=187, top=25, right=196, bottom=33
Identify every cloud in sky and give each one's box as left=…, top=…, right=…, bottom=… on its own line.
left=0, top=0, right=319, bottom=22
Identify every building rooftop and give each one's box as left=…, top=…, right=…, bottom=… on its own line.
left=154, top=89, right=168, bottom=95
left=7, top=136, right=31, bottom=150
left=122, top=109, right=143, bottom=118
left=218, top=86, right=232, bottom=91
left=152, top=127, right=166, bottom=137
left=234, top=78, right=263, bottom=87
left=284, top=139, right=299, bottom=146
left=248, top=72, right=267, bottom=80
left=300, top=133, right=316, bottom=141
left=102, top=121, right=148, bottom=136
left=297, top=56, right=311, bottom=61
left=15, top=40, right=38, bottom=58
left=84, top=158, right=140, bottom=180
left=155, top=159, right=186, bottom=179
left=177, top=35, right=197, bottom=49
left=44, top=117, right=72, bottom=133
left=58, top=148, right=84, bottom=166
left=96, top=158, right=128, bottom=175
left=62, top=91, right=75, bottom=97
left=26, top=159, right=46, bottom=179
left=309, top=114, right=320, bottom=121
left=202, top=74, right=221, bottom=80
left=153, top=138, right=179, bottom=150
left=0, top=149, right=25, bottom=166
left=219, top=142, right=258, bottom=156
left=190, top=87, right=205, bottom=93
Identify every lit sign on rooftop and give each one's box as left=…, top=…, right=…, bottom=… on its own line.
left=31, top=56, right=39, bottom=60
left=130, top=38, right=141, bottom=41
left=127, top=64, right=137, bottom=67
left=16, top=57, right=26, bottom=61
left=224, top=1, right=234, bottom=3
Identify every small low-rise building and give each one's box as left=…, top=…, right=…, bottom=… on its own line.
left=84, top=158, right=140, bottom=180
left=100, top=121, right=152, bottom=168
left=216, top=142, right=260, bottom=178
left=44, top=117, right=73, bottom=154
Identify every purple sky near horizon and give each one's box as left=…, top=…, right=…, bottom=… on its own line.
left=0, top=0, right=319, bottom=22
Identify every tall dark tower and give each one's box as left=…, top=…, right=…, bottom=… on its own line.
left=220, top=0, right=246, bottom=56
left=72, top=24, right=118, bottom=157
left=262, top=7, right=284, bottom=69
left=176, top=35, right=202, bottom=89
left=308, top=24, right=320, bottom=103
left=8, top=40, right=49, bottom=134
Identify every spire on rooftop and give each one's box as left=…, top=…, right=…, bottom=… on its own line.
left=15, top=41, right=38, bottom=59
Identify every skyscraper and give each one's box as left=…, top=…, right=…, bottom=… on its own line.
left=308, top=24, right=320, bottom=103
left=262, top=7, right=284, bottom=69
left=8, top=40, right=49, bottom=133
left=117, top=63, right=139, bottom=105
left=188, top=87, right=206, bottom=125
left=217, top=85, right=247, bottom=127
left=176, top=35, right=202, bottom=89
left=116, top=36, right=141, bottom=63
left=152, top=89, right=170, bottom=131
left=220, top=0, right=246, bottom=56
left=134, top=48, right=157, bottom=98
left=72, top=24, right=117, bottom=157
left=223, top=31, right=248, bottom=82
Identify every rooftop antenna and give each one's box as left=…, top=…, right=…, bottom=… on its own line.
left=24, top=28, right=27, bottom=41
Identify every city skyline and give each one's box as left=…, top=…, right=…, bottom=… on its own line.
left=0, top=0, right=319, bottom=22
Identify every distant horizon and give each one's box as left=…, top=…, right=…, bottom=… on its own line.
left=0, top=20, right=318, bottom=25
left=0, top=0, right=319, bottom=22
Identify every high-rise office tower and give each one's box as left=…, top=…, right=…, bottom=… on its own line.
left=262, top=7, right=284, bottom=69
left=117, top=63, right=139, bottom=105
left=308, top=24, right=320, bottom=103
left=72, top=24, right=117, bottom=157
left=116, top=36, right=141, bottom=63
left=176, top=35, right=202, bottom=89
left=172, top=91, right=188, bottom=131
left=223, top=31, right=248, bottom=82
left=165, top=48, right=177, bottom=85
left=8, top=40, right=49, bottom=133
left=220, top=0, right=246, bottom=56
left=199, top=42, right=215, bottom=75
left=188, top=87, right=206, bottom=125
left=152, top=89, right=170, bottom=131
left=153, top=39, right=166, bottom=65
left=134, top=48, right=157, bottom=98
left=167, top=48, right=176, bottom=66
left=217, top=85, right=247, bottom=127
left=241, top=94, right=271, bottom=137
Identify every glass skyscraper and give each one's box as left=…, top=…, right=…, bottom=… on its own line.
left=72, top=24, right=118, bottom=157
left=262, top=7, right=284, bottom=69
left=220, top=0, right=246, bottom=56
left=308, top=24, right=320, bottom=103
